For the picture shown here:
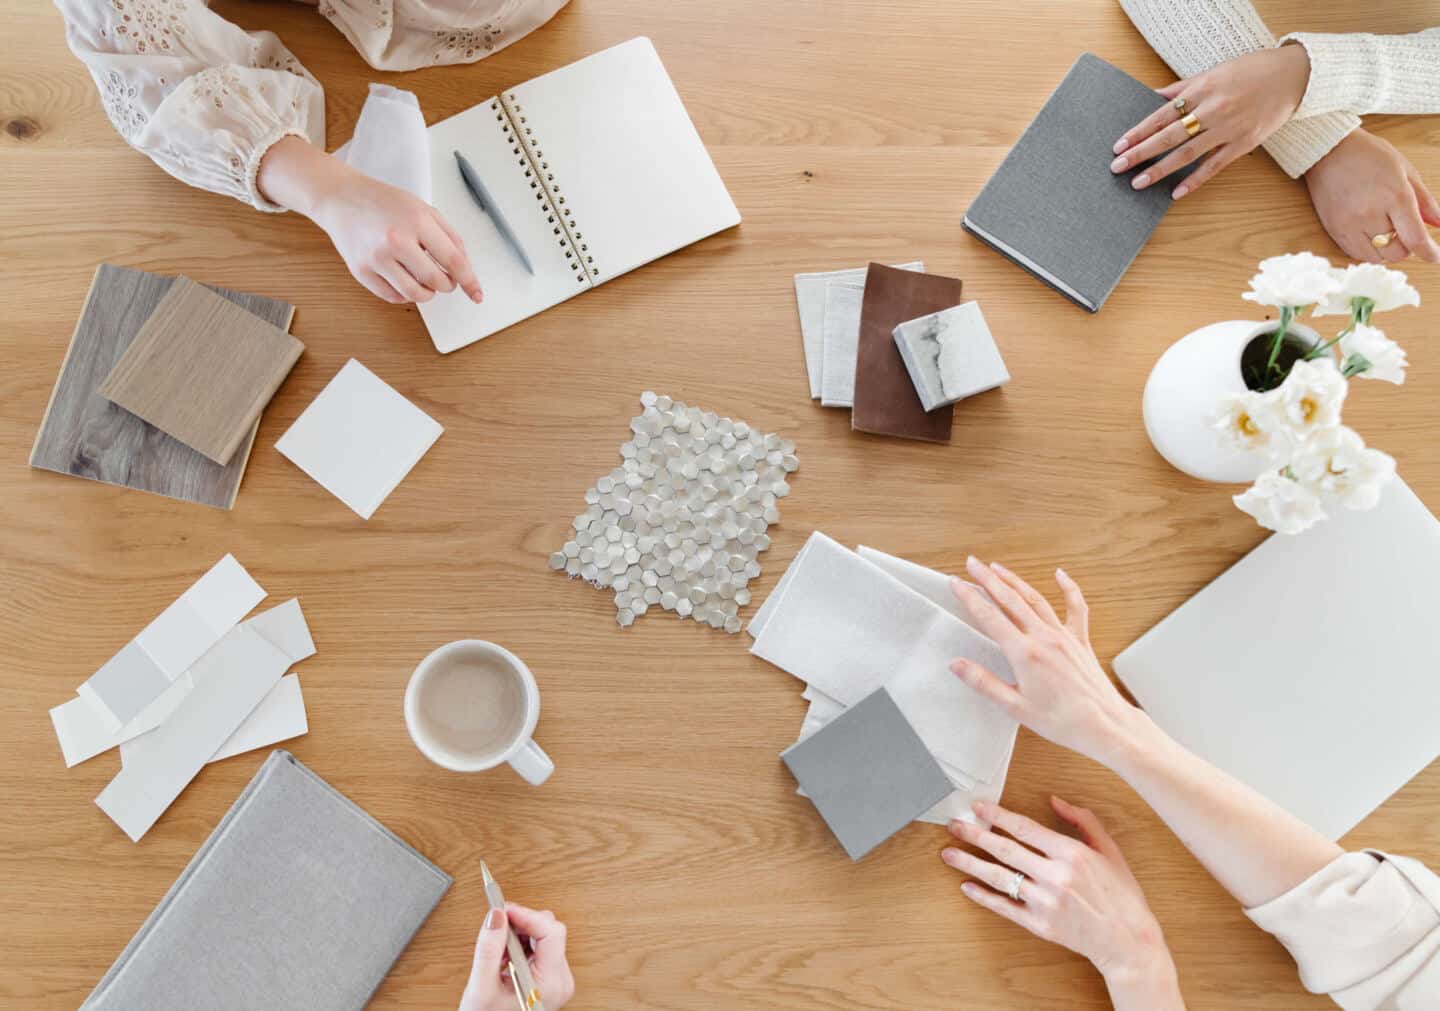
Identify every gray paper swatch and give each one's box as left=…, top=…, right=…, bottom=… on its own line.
left=782, top=686, right=953, bottom=860
left=82, top=751, right=451, bottom=1011
left=962, top=53, right=1191, bottom=312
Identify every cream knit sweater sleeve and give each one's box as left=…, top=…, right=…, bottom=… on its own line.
left=1282, top=29, right=1440, bottom=118
left=1118, top=0, right=1360, bottom=177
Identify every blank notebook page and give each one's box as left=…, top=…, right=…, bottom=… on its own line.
left=508, top=36, right=740, bottom=282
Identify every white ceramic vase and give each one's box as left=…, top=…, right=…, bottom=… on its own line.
left=1142, top=319, right=1320, bottom=484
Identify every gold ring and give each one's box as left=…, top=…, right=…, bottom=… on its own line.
left=1371, top=231, right=1396, bottom=249
left=1181, top=112, right=1202, bottom=137
left=1173, top=96, right=1188, bottom=115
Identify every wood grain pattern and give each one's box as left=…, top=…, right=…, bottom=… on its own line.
left=28, top=265, right=296, bottom=509
left=3, top=2, right=1439, bottom=1009
left=98, top=277, right=304, bottom=466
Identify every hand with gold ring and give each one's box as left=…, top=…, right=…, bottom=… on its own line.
left=942, top=799, right=1183, bottom=1010
left=1109, top=45, right=1312, bottom=200
left=1305, top=129, right=1440, bottom=265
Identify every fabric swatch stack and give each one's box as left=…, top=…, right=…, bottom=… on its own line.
left=793, top=262, right=1009, bottom=443
left=749, top=532, right=1018, bottom=857
left=30, top=265, right=301, bottom=509
left=47, top=555, right=316, bottom=841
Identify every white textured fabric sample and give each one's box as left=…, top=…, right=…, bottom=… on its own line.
left=336, top=84, right=433, bottom=202
left=819, top=281, right=865, bottom=408
left=751, top=532, right=1017, bottom=783
left=794, top=262, right=922, bottom=398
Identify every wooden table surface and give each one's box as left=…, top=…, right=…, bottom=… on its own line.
left=4, top=1, right=1438, bottom=1008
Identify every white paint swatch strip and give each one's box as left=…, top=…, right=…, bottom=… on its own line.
left=95, top=624, right=290, bottom=841
left=73, top=555, right=264, bottom=730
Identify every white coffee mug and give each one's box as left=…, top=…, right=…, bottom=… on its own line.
left=404, top=640, right=554, bottom=785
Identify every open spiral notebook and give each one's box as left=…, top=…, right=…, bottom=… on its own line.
left=419, top=37, right=741, bottom=353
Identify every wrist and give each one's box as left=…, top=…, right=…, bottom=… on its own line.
left=1101, top=942, right=1182, bottom=1011
left=256, top=135, right=350, bottom=221
left=1091, top=701, right=1164, bottom=775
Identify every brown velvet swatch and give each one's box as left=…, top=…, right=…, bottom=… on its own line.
left=851, top=264, right=963, bottom=443
left=99, top=277, right=304, bottom=465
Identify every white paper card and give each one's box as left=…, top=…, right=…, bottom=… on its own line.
left=751, top=532, right=1017, bottom=783
left=819, top=281, right=865, bottom=409
left=245, top=598, right=316, bottom=663
left=121, top=674, right=306, bottom=767
left=276, top=359, right=443, bottom=520
left=794, top=262, right=922, bottom=399
left=95, top=625, right=290, bottom=841
left=51, top=672, right=195, bottom=768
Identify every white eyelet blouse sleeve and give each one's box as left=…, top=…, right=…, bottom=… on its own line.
left=1117, top=0, right=1361, bottom=177
left=55, top=0, right=327, bottom=212
left=1245, top=850, right=1440, bottom=1010
left=54, top=0, right=569, bottom=211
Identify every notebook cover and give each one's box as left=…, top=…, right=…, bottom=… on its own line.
left=1113, top=479, right=1440, bottom=841
left=851, top=264, right=963, bottom=442
left=29, top=265, right=294, bottom=509
left=962, top=53, right=1185, bottom=312
left=81, top=751, right=452, bottom=1011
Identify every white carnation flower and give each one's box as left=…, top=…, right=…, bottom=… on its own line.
left=1233, top=471, right=1327, bottom=535
left=1212, top=390, right=1291, bottom=459
left=1269, top=358, right=1347, bottom=441
left=1241, top=252, right=1341, bottom=309
left=1290, top=425, right=1396, bottom=511
left=1340, top=322, right=1408, bottom=384
left=1313, top=262, right=1421, bottom=317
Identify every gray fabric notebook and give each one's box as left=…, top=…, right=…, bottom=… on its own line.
left=82, top=751, right=452, bottom=1011
left=963, top=53, right=1188, bottom=312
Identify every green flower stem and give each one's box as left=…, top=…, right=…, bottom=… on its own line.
left=1266, top=305, right=1296, bottom=375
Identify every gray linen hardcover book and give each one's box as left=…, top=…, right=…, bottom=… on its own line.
left=963, top=53, right=1187, bottom=312
left=82, top=751, right=452, bottom=1011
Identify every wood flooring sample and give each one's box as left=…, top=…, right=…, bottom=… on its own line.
left=29, top=265, right=295, bottom=509
left=99, top=277, right=304, bottom=465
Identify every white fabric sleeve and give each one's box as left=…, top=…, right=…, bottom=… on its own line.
left=319, top=0, right=569, bottom=73
left=1117, top=0, right=1361, bottom=176
left=55, top=0, right=325, bottom=211
left=1245, top=850, right=1440, bottom=1011
left=1282, top=29, right=1440, bottom=118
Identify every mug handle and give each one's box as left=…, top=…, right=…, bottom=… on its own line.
left=508, top=739, right=554, bottom=786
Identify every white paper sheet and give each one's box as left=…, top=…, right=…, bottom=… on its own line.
left=751, top=532, right=1017, bottom=784
left=72, top=555, right=265, bottom=729
left=794, top=262, right=922, bottom=399
left=275, top=359, right=443, bottom=520
left=95, top=625, right=290, bottom=841
left=51, top=596, right=311, bottom=768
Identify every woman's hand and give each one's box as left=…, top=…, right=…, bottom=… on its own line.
left=257, top=135, right=484, bottom=305
left=943, top=798, right=1184, bottom=1011
left=949, top=559, right=1141, bottom=766
left=459, top=903, right=575, bottom=1011
left=1304, top=128, right=1440, bottom=264
left=1110, top=45, right=1312, bottom=200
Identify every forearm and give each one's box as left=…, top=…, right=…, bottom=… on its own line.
left=255, top=135, right=352, bottom=219
left=1103, top=708, right=1342, bottom=908
left=1283, top=30, right=1440, bottom=117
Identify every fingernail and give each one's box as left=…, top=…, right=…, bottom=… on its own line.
left=941, top=847, right=962, bottom=865
left=972, top=801, right=991, bottom=816
left=1110, top=156, right=1128, bottom=172
left=960, top=882, right=978, bottom=897
left=966, top=555, right=980, bottom=571
left=990, top=561, right=1009, bottom=575
left=949, top=658, right=970, bottom=676
left=1132, top=173, right=1150, bottom=189
left=1172, top=185, right=1188, bottom=200
left=485, top=908, right=505, bottom=931
left=1055, top=567, right=1069, bottom=581
left=1113, top=138, right=1130, bottom=154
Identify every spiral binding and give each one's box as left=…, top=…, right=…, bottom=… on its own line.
left=493, top=95, right=595, bottom=285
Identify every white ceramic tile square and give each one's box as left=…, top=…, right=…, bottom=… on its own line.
left=892, top=301, right=1010, bottom=411
left=276, top=359, right=443, bottom=520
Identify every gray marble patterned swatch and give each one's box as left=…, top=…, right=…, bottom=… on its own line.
left=794, top=262, right=922, bottom=399
left=819, top=281, right=864, bottom=409
left=892, top=301, right=1010, bottom=412
left=551, top=393, right=799, bottom=632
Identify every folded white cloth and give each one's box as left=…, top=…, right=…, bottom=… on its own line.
left=751, top=532, right=1018, bottom=785
left=335, top=84, right=432, bottom=203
